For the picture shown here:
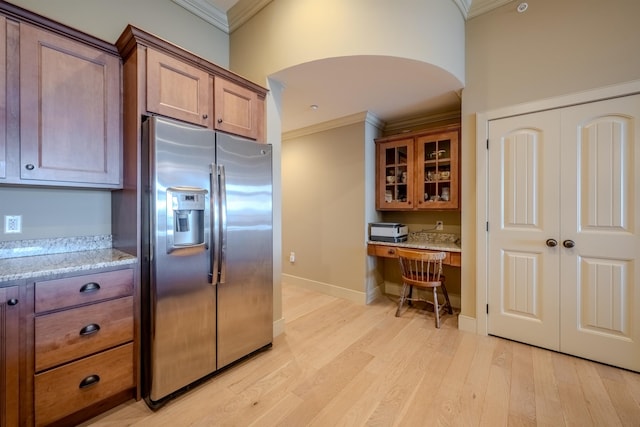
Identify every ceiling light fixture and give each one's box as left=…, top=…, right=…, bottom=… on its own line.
left=310, top=104, right=319, bottom=110
left=517, top=2, right=528, bottom=13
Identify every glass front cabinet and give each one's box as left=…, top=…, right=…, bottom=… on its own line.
left=375, top=126, right=459, bottom=211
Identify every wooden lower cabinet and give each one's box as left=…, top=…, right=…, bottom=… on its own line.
left=35, top=343, right=134, bottom=427
left=0, top=285, right=20, bottom=427
left=30, top=268, right=136, bottom=426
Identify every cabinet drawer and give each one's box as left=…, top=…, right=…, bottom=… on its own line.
left=35, top=343, right=134, bottom=427
left=35, top=269, right=133, bottom=313
left=368, top=244, right=399, bottom=258
left=35, top=296, right=133, bottom=372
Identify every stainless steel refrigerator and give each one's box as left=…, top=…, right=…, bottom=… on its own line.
left=141, top=116, right=273, bottom=407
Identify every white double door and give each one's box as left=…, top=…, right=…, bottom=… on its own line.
left=487, top=94, right=640, bottom=372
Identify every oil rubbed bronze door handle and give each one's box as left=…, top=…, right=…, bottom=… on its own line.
left=546, top=239, right=558, bottom=247
left=7, top=298, right=19, bottom=306
left=563, top=240, right=575, bottom=248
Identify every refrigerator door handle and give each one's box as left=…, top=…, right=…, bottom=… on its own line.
left=210, top=163, right=219, bottom=284
left=219, top=164, right=228, bottom=284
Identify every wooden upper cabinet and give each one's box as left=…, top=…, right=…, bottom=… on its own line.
left=146, top=48, right=211, bottom=127
left=214, top=76, right=263, bottom=140
left=0, top=15, right=6, bottom=180
left=376, top=125, right=460, bottom=211
left=19, top=23, right=121, bottom=187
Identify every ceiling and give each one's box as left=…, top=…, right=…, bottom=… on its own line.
left=175, top=0, right=519, bottom=133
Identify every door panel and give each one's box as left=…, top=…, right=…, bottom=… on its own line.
left=488, top=110, right=560, bottom=350
left=559, top=95, right=640, bottom=371
left=489, top=94, right=640, bottom=372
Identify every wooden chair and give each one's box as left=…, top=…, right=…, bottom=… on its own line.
left=395, top=248, right=453, bottom=328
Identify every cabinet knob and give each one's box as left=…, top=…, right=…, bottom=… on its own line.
left=202, top=114, right=208, bottom=119
left=217, top=118, right=223, bottom=124
left=79, top=374, right=100, bottom=389
left=7, top=298, right=18, bottom=306
left=25, top=164, right=35, bottom=170
left=79, top=323, right=101, bottom=336
left=79, top=282, right=101, bottom=293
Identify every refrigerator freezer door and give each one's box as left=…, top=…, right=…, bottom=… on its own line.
left=146, top=117, right=217, bottom=403
left=215, top=134, right=273, bottom=368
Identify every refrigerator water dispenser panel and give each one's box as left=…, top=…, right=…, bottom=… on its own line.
left=166, top=187, right=208, bottom=252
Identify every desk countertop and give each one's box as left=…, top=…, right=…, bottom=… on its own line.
left=368, top=240, right=461, bottom=253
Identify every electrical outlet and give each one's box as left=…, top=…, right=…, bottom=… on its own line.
left=4, top=215, right=22, bottom=234
left=289, top=252, right=295, bottom=263
left=435, top=220, right=444, bottom=231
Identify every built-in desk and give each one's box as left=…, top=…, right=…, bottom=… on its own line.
left=367, top=240, right=461, bottom=267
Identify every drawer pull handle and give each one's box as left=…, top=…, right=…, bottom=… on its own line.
left=79, top=282, right=101, bottom=293
left=79, top=323, right=101, bottom=336
left=79, top=375, right=100, bottom=389
left=7, top=298, right=19, bottom=306
left=388, top=249, right=395, bottom=255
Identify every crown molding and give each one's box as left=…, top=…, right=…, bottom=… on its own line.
left=383, top=110, right=461, bottom=135
left=468, top=0, right=515, bottom=19
left=452, top=0, right=472, bottom=19
left=227, top=0, right=272, bottom=33
left=172, top=0, right=229, bottom=33
left=282, top=111, right=384, bottom=141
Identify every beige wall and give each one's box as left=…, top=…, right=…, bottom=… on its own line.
left=282, top=121, right=373, bottom=300
left=1, top=0, right=230, bottom=242
left=460, top=0, right=640, bottom=318
left=230, top=0, right=464, bottom=85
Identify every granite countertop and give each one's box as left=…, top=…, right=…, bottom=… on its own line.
left=368, top=230, right=462, bottom=253
left=0, top=236, right=137, bottom=283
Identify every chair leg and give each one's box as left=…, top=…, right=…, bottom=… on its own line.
left=396, top=283, right=408, bottom=317
left=440, top=280, right=453, bottom=314
left=433, top=287, right=440, bottom=328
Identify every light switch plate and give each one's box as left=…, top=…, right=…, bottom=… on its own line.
left=4, top=215, right=22, bottom=233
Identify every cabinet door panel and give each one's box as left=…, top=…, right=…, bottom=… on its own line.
left=35, top=296, right=133, bottom=371
left=146, top=48, right=210, bottom=127
left=0, top=286, right=20, bottom=427
left=214, top=76, right=262, bottom=140
left=19, top=24, right=121, bottom=186
left=35, top=343, right=134, bottom=426
left=0, top=15, right=6, bottom=179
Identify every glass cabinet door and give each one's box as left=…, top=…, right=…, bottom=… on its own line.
left=377, top=138, right=414, bottom=209
left=416, top=130, right=458, bottom=209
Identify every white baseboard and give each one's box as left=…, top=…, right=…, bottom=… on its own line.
left=282, top=274, right=368, bottom=304
left=457, top=314, right=477, bottom=334
left=273, top=317, right=285, bottom=338
left=367, top=284, right=383, bottom=304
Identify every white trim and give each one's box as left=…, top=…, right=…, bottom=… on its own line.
left=467, top=0, right=514, bottom=19
left=273, top=317, right=285, bottom=337
left=457, top=315, right=477, bottom=333
left=282, top=274, right=368, bottom=305
left=475, top=79, right=640, bottom=337
left=366, top=284, right=383, bottom=304
left=451, top=0, right=472, bottom=19
left=282, top=111, right=384, bottom=141
left=172, top=0, right=229, bottom=33
left=228, top=0, right=273, bottom=33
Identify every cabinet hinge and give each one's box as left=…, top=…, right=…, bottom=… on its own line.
left=486, top=304, right=489, bottom=314
left=486, top=221, right=489, bottom=232
left=486, top=139, right=489, bottom=150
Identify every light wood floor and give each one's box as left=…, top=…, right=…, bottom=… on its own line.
left=83, top=283, right=640, bottom=426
